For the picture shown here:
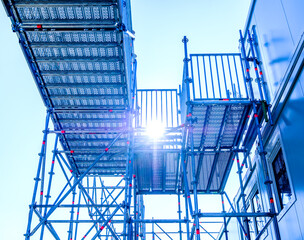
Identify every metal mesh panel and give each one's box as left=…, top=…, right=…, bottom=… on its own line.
left=134, top=152, right=179, bottom=193
left=191, top=104, right=249, bottom=150
left=48, top=87, right=125, bottom=97
left=57, top=111, right=127, bottom=121
left=43, top=75, right=123, bottom=84
left=203, top=105, right=226, bottom=148
left=221, top=105, right=246, bottom=147
left=26, top=31, right=119, bottom=43
left=52, top=97, right=126, bottom=107
left=32, top=46, right=120, bottom=58
left=210, top=152, right=231, bottom=191
left=5, top=0, right=133, bottom=178
left=17, top=5, right=116, bottom=23
left=184, top=103, right=251, bottom=193
left=37, top=60, right=121, bottom=72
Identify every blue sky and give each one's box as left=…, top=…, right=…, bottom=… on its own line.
left=0, top=0, right=251, bottom=239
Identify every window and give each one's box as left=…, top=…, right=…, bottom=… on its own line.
left=251, top=190, right=267, bottom=239
left=272, top=149, right=293, bottom=210
left=237, top=187, right=268, bottom=240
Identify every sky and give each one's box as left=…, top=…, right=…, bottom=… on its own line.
left=0, top=0, right=251, bottom=239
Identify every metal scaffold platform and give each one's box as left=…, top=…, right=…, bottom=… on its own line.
left=3, top=0, right=135, bottom=176
left=181, top=53, right=252, bottom=194
left=2, top=1, right=282, bottom=240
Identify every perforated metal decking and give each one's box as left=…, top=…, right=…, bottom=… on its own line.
left=181, top=53, right=252, bottom=193
left=3, top=0, right=135, bottom=176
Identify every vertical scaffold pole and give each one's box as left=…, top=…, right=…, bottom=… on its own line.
left=184, top=190, right=190, bottom=240
left=25, top=111, right=51, bottom=240
left=152, top=217, right=155, bottom=240
left=235, top=153, right=251, bottom=240
left=182, top=36, right=200, bottom=240
left=178, top=191, right=183, bottom=240
left=247, top=30, right=273, bottom=125
left=68, top=179, right=77, bottom=240
left=181, top=148, right=191, bottom=240
left=220, top=193, right=229, bottom=240
left=40, top=134, right=59, bottom=240
left=123, top=117, right=131, bottom=239
left=134, top=177, right=138, bottom=240
left=239, top=30, right=281, bottom=240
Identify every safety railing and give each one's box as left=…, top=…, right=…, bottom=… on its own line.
left=189, top=53, right=248, bottom=100
left=135, top=89, right=180, bottom=128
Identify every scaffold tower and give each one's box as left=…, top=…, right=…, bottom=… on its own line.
left=2, top=0, right=282, bottom=239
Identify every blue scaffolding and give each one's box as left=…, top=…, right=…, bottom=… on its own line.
left=2, top=1, right=281, bottom=240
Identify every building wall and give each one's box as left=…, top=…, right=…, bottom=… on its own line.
left=221, top=0, right=304, bottom=239
left=247, top=0, right=304, bottom=99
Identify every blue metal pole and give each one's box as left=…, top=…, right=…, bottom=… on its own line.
left=182, top=36, right=200, bottom=240
left=227, top=56, right=235, bottom=98
left=184, top=191, right=190, bottom=240
left=74, top=186, right=82, bottom=240
left=178, top=192, right=183, bottom=240
left=77, top=184, right=120, bottom=240
left=221, top=55, right=229, bottom=98
left=134, top=177, right=138, bottom=240
left=155, top=223, right=174, bottom=240
left=152, top=217, right=155, bottom=240
left=202, top=56, right=208, bottom=98
left=91, top=204, right=123, bottom=240
left=181, top=150, right=194, bottom=214
left=33, top=208, right=60, bottom=240
left=55, top=156, right=108, bottom=239
left=223, top=192, right=249, bottom=237
left=195, top=56, right=202, bottom=98
left=25, top=111, right=50, bottom=240
left=247, top=30, right=273, bottom=125
left=123, top=108, right=134, bottom=240
left=68, top=179, right=77, bottom=240
left=28, top=132, right=124, bottom=237
left=220, top=193, right=229, bottom=240
left=233, top=55, right=242, bottom=97
left=40, top=134, right=59, bottom=240
left=240, top=30, right=281, bottom=240
left=235, top=153, right=251, bottom=240
left=215, top=56, right=222, bottom=98
left=79, top=187, right=125, bottom=239
left=208, top=55, right=215, bottom=98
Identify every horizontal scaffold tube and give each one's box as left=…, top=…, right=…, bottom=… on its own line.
left=34, top=204, right=121, bottom=208
left=132, top=219, right=189, bottom=223
left=198, top=212, right=274, bottom=218
left=190, top=100, right=251, bottom=105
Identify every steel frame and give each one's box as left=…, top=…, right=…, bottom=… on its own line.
left=2, top=1, right=282, bottom=239
left=176, top=35, right=281, bottom=240
left=23, top=36, right=281, bottom=239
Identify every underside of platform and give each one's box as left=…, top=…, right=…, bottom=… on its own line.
left=3, top=0, right=134, bottom=176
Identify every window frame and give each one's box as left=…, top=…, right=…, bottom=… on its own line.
left=236, top=183, right=268, bottom=240
left=268, top=139, right=296, bottom=220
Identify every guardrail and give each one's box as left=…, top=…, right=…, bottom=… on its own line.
left=135, top=89, right=180, bottom=128
left=189, top=53, right=248, bottom=100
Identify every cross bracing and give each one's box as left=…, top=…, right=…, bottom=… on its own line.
left=2, top=0, right=282, bottom=239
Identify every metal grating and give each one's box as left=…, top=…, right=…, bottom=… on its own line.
left=134, top=152, right=180, bottom=194
left=25, top=31, right=119, bottom=44
left=133, top=127, right=182, bottom=194
left=16, top=4, right=117, bottom=24
left=4, top=0, right=133, bottom=176
left=180, top=53, right=252, bottom=194
left=184, top=103, right=250, bottom=193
